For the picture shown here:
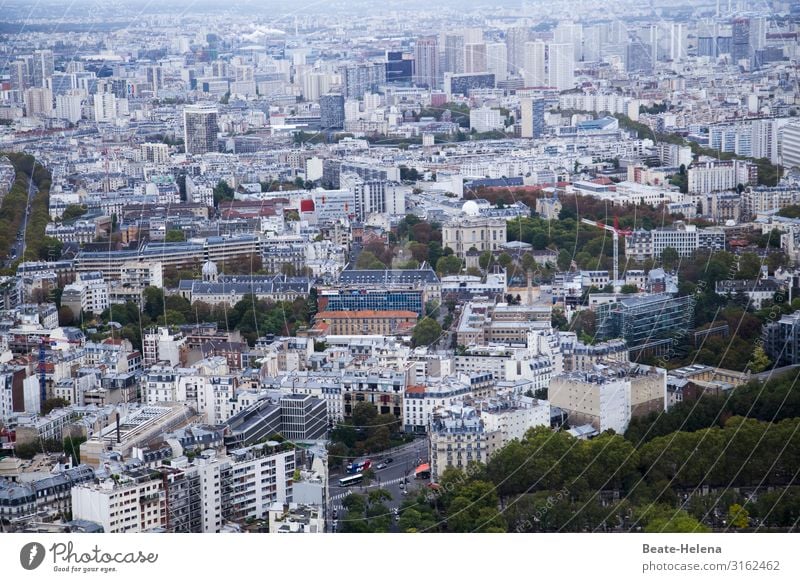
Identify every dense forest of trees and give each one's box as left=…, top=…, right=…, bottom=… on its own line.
left=386, top=375, right=800, bottom=532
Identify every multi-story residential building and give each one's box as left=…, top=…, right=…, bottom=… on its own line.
left=403, top=378, right=473, bottom=434
left=549, top=363, right=666, bottom=434
left=71, top=467, right=169, bottom=533
left=625, top=222, right=725, bottom=260
left=561, top=338, right=629, bottom=372
left=60, top=272, right=109, bottom=317
left=703, top=192, right=742, bottom=223
left=687, top=160, right=758, bottom=195
left=470, top=106, right=504, bottom=133
left=341, top=369, right=405, bottom=421
left=477, top=395, right=550, bottom=443
left=429, top=406, right=501, bottom=480
left=454, top=345, right=555, bottom=390
left=220, top=441, right=295, bottom=524
left=442, top=216, right=507, bottom=258
left=0, top=465, right=94, bottom=524
left=45, top=220, right=97, bottom=245
left=715, top=278, right=782, bottom=310
left=743, top=186, right=800, bottom=219
left=339, top=174, right=406, bottom=220
left=781, top=122, right=800, bottom=170
left=143, top=327, right=186, bottom=366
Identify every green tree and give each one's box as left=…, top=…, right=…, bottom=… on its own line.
left=42, top=397, right=70, bottom=414
left=748, top=345, right=770, bottom=373
left=436, top=255, right=462, bottom=276
left=213, top=180, right=235, bottom=205
left=164, top=229, right=186, bottom=242
left=478, top=250, right=493, bottom=270
left=62, top=204, right=88, bottom=221
left=412, top=318, right=442, bottom=347
left=661, top=246, right=680, bottom=270
left=727, top=503, right=750, bottom=529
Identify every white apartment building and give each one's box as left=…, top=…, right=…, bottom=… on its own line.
left=429, top=406, right=502, bottom=479
left=687, top=160, right=757, bottom=195
left=143, top=327, right=186, bottom=366
left=625, top=223, right=726, bottom=260
left=469, top=106, right=504, bottom=133
left=71, top=470, right=167, bottom=533
left=549, top=364, right=665, bottom=433
left=782, top=122, right=800, bottom=170
left=403, top=378, right=472, bottom=434
left=549, top=372, right=632, bottom=433
left=479, top=396, right=550, bottom=442
left=60, top=271, right=109, bottom=317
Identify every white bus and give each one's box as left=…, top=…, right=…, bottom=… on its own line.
left=338, top=473, right=364, bottom=487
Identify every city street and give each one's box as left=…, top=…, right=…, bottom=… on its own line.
left=4, top=173, right=36, bottom=267
left=327, top=437, right=430, bottom=531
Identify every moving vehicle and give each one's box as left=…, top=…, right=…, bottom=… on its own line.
left=338, top=473, right=364, bottom=487
left=346, top=459, right=371, bottom=474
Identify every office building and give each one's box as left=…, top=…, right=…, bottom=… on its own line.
left=183, top=103, right=219, bottom=155
left=763, top=311, right=800, bottom=366
left=732, top=18, right=750, bottom=62
left=278, top=394, right=328, bottom=441
left=627, top=39, right=654, bottom=73
left=318, top=288, right=425, bottom=316
left=443, top=72, right=495, bottom=98
left=314, top=310, right=418, bottom=336
left=385, top=51, right=413, bottom=84
left=595, top=293, right=695, bottom=353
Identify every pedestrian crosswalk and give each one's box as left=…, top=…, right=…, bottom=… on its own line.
left=330, top=476, right=407, bottom=501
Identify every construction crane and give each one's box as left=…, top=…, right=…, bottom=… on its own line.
left=580, top=217, right=632, bottom=291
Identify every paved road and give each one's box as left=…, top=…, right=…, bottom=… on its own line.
left=5, top=173, right=36, bottom=267
left=328, top=438, right=430, bottom=531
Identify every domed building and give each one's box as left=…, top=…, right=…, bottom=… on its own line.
left=462, top=200, right=481, bottom=217
left=201, top=260, right=218, bottom=282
